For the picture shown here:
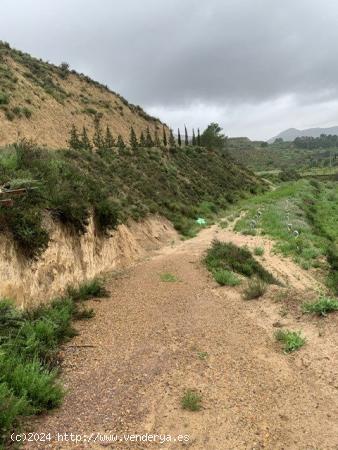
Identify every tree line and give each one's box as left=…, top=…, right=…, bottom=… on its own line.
left=68, top=120, right=227, bottom=151
left=294, top=134, right=338, bottom=149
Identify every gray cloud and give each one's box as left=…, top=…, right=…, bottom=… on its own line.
left=2, top=0, right=338, bottom=139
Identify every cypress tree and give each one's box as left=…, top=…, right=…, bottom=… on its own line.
left=197, top=128, right=201, bottom=146
left=93, top=116, right=103, bottom=149
left=81, top=126, right=92, bottom=150
left=154, top=129, right=161, bottom=147
left=162, top=125, right=167, bottom=147
left=117, top=134, right=125, bottom=150
left=184, top=125, right=189, bottom=146
left=68, top=124, right=81, bottom=149
left=192, top=128, right=196, bottom=146
left=139, top=131, right=146, bottom=147
left=129, top=126, right=138, bottom=150
left=145, top=127, right=153, bottom=148
left=177, top=128, right=182, bottom=147
left=104, top=126, right=115, bottom=149
left=169, top=129, right=176, bottom=148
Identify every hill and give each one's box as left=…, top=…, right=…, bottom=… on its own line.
left=269, top=126, right=338, bottom=143
left=0, top=41, right=166, bottom=148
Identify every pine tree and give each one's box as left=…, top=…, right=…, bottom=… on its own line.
left=197, top=128, right=201, bottom=146
left=192, top=128, right=196, bottom=146
left=162, top=125, right=167, bottom=147
left=93, top=116, right=103, bottom=149
left=104, top=126, right=115, bottom=149
left=154, top=129, right=161, bottom=147
left=139, top=131, right=146, bottom=147
left=129, top=126, right=138, bottom=150
left=117, top=135, right=125, bottom=150
left=169, top=129, right=176, bottom=148
left=68, top=124, right=81, bottom=149
left=177, top=128, right=182, bottom=147
left=145, top=127, right=153, bottom=148
left=184, top=125, right=189, bottom=146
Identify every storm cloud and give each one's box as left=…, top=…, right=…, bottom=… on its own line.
left=2, top=0, right=338, bottom=139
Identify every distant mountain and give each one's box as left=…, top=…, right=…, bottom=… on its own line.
left=268, top=126, right=338, bottom=143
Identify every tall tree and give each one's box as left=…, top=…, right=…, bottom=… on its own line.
left=117, top=134, right=125, bottom=150
left=177, top=128, right=182, bottom=147
left=68, top=124, right=81, bottom=150
left=184, top=125, right=189, bottom=146
left=139, top=130, right=146, bottom=147
left=197, top=128, right=201, bottom=146
left=93, top=116, right=103, bottom=149
left=145, top=127, right=154, bottom=148
left=162, top=125, right=167, bottom=147
left=192, top=128, right=196, bottom=146
left=81, top=126, right=92, bottom=150
left=200, top=123, right=227, bottom=150
left=169, top=129, right=176, bottom=148
left=154, top=129, right=161, bottom=147
left=129, top=126, right=138, bottom=150
left=104, top=126, right=115, bottom=149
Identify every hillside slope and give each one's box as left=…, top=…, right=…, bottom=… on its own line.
left=0, top=41, right=166, bottom=148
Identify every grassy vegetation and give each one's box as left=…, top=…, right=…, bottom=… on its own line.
left=233, top=179, right=338, bottom=293
left=213, top=269, right=240, bottom=286
left=302, top=296, right=338, bottom=316
left=204, top=240, right=278, bottom=285
left=0, top=279, right=106, bottom=446
left=160, top=273, right=177, bottom=282
left=227, top=138, right=338, bottom=174
left=243, top=278, right=267, bottom=300
left=0, top=141, right=261, bottom=259
left=181, top=389, right=202, bottom=411
left=254, top=246, right=264, bottom=256
left=275, top=329, right=306, bottom=353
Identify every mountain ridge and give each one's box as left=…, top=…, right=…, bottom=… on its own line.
left=268, top=125, right=338, bottom=143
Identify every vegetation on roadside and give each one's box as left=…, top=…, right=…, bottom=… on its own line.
left=275, top=329, right=306, bottom=353
left=160, top=273, right=178, bottom=282
left=302, top=296, right=338, bottom=316
left=181, top=389, right=202, bottom=411
left=204, top=240, right=278, bottom=285
left=233, top=180, right=338, bottom=293
left=0, top=139, right=261, bottom=259
left=0, top=278, right=106, bottom=446
left=213, top=269, right=241, bottom=286
left=243, top=277, right=267, bottom=300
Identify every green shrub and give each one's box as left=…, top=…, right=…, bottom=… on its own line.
left=243, top=277, right=267, bottom=300
left=275, top=329, right=306, bottom=353
left=213, top=269, right=240, bottom=286
left=0, top=278, right=106, bottom=445
left=181, top=389, right=202, bottom=411
left=0, top=91, right=9, bottom=105
left=94, top=199, right=119, bottom=234
left=254, top=246, right=264, bottom=256
left=66, top=278, right=107, bottom=302
left=204, top=240, right=278, bottom=284
left=302, top=296, right=338, bottom=316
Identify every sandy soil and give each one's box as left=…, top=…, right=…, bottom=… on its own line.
left=24, top=224, right=338, bottom=450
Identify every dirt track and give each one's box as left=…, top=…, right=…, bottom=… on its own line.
left=25, top=224, right=338, bottom=450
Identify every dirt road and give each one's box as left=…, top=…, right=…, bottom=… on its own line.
left=25, top=225, right=338, bottom=449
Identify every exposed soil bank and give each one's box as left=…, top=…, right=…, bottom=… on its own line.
left=0, top=215, right=177, bottom=307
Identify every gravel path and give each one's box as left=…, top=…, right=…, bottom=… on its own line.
left=25, top=225, right=338, bottom=449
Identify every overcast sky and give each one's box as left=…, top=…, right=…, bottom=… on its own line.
left=2, top=0, right=338, bottom=140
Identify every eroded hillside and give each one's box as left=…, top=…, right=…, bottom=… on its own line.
left=0, top=41, right=166, bottom=148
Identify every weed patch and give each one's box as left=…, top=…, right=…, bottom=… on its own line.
left=181, top=390, right=202, bottom=411
left=275, top=329, right=306, bottom=353
left=243, top=277, right=267, bottom=300
left=302, top=296, right=338, bottom=316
